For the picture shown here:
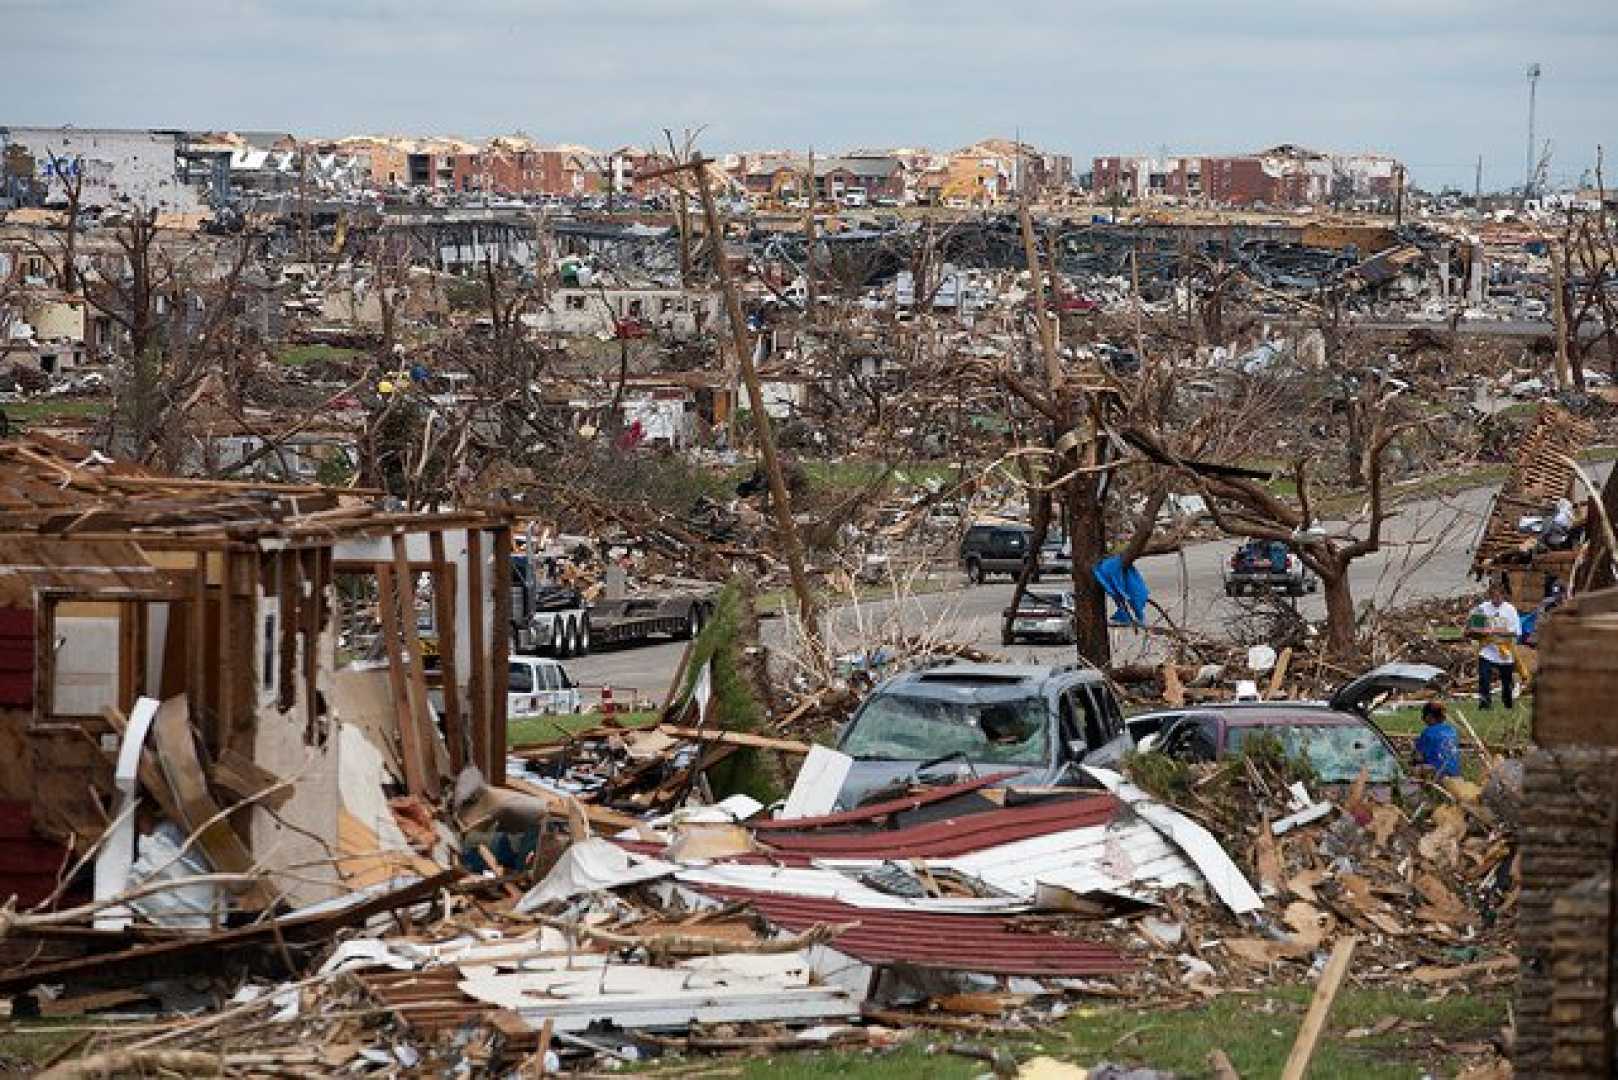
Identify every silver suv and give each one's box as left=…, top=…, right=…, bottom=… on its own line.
left=833, top=663, right=1132, bottom=809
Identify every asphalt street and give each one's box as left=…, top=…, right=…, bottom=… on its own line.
left=564, top=466, right=1608, bottom=706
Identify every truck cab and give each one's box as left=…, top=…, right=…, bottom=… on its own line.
left=508, top=656, right=581, bottom=717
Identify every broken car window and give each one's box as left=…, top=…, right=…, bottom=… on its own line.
left=840, top=693, right=1049, bottom=766
left=1226, top=722, right=1400, bottom=783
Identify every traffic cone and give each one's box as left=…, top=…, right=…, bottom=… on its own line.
left=600, top=685, right=616, bottom=720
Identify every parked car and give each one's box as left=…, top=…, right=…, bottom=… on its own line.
left=959, top=523, right=1033, bottom=583
left=1223, top=539, right=1317, bottom=597
left=1003, top=590, right=1076, bottom=645
left=507, top=656, right=582, bottom=717
left=834, top=662, right=1131, bottom=808
left=1127, top=663, right=1443, bottom=784
left=1037, top=534, right=1073, bottom=578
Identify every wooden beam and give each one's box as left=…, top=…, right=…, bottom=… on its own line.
left=656, top=725, right=812, bottom=754
left=1280, top=936, right=1357, bottom=1080
left=428, top=531, right=465, bottom=773
left=375, top=563, right=428, bottom=798
left=301, top=548, right=321, bottom=743
left=488, top=527, right=512, bottom=785
left=390, top=534, right=441, bottom=799
left=188, top=553, right=207, bottom=734
left=465, top=528, right=490, bottom=781
left=217, top=550, right=234, bottom=748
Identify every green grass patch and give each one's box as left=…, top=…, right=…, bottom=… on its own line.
left=703, top=986, right=1506, bottom=1079
left=801, top=459, right=958, bottom=491
left=1376, top=695, right=1532, bottom=745
left=278, top=343, right=361, bottom=366
left=0, top=1019, right=87, bottom=1071
left=507, top=709, right=657, bottom=746
left=3, top=399, right=108, bottom=424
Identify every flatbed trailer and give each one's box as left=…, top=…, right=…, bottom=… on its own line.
left=588, top=594, right=716, bottom=649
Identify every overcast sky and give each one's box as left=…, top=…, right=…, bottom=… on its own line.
left=5, top=0, right=1615, bottom=192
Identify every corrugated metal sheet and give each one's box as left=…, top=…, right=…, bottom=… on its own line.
left=758, top=795, right=1119, bottom=860
left=694, top=887, right=1132, bottom=976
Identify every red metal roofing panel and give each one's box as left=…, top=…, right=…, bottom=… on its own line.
left=759, top=795, right=1119, bottom=860
left=696, top=886, right=1132, bottom=977
left=748, top=772, right=1019, bottom=832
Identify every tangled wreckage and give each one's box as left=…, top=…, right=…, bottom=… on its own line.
left=0, top=435, right=1537, bottom=1077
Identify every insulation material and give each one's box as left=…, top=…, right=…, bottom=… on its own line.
left=337, top=723, right=441, bottom=888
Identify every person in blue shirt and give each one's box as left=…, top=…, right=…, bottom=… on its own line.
left=1412, top=701, right=1462, bottom=778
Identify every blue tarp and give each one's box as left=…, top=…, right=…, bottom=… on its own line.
left=1093, top=555, right=1149, bottom=626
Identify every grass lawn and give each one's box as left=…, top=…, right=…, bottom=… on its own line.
left=715, top=986, right=1507, bottom=1080
left=1375, top=695, right=1532, bottom=746
left=1, top=986, right=1501, bottom=1077
left=800, top=459, right=961, bottom=492
left=506, top=708, right=657, bottom=746
left=3, top=399, right=109, bottom=424
left=277, top=344, right=362, bottom=367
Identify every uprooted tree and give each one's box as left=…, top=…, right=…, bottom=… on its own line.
left=1136, top=388, right=1421, bottom=657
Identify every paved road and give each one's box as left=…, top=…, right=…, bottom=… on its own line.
left=566, top=466, right=1608, bottom=705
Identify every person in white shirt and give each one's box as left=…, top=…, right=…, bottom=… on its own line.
left=1469, top=582, right=1521, bottom=710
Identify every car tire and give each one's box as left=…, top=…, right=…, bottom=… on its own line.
left=1224, top=583, right=1237, bottom=598
left=562, top=617, right=578, bottom=658
left=966, top=558, right=983, bottom=585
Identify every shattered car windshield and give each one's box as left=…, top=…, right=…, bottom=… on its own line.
left=1227, top=722, right=1400, bottom=783
left=840, top=692, right=1049, bottom=766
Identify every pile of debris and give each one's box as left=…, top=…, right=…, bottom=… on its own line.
left=1113, top=742, right=1519, bottom=999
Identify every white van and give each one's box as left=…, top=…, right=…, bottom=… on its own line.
left=508, top=657, right=582, bottom=716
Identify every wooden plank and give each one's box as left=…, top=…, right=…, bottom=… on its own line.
left=428, top=531, right=465, bottom=774
left=217, top=550, right=234, bottom=748
left=1279, top=936, right=1357, bottom=1080
left=301, top=548, right=320, bottom=741
left=277, top=550, right=298, bottom=713
left=466, top=529, right=490, bottom=779
left=188, top=554, right=207, bottom=733
left=1265, top=647, right=1293, bottom=700
left=391, top=534, right=442, bottom=799
left=148, top=695, right=271, bottom=910
left=375, top=563, right=429, bottom=798
left=656, top=725, right=812, bottom=754
left=489, top=527, right=512, bottom=785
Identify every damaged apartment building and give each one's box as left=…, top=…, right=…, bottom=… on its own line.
left=0, top=434, right=515, bottom=914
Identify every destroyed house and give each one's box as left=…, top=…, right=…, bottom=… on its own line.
left=0, top=435, right=514, bottom=910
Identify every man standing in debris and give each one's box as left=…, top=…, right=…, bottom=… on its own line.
left=1413, top=701, right=1461, bottom=778
left=1468, top=582, right=1521, bottom=711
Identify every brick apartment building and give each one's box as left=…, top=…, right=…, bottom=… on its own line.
left=1092, top=145, right=1401, bottom=208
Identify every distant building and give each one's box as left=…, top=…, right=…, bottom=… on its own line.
left=0, top=126, right=205, bottom=212
left=1092, top=145, right=1401, bottom=209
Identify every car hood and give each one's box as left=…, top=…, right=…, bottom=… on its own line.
left=835, top=758, right=1053, bottom=811
left=1328, top=662, right=1446, bottom=714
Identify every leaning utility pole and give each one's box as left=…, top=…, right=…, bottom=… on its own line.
left=676, top=153, right=818, bottom=638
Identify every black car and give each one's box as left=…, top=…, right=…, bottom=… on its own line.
left=959, top=523, right=1032, bottom=584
